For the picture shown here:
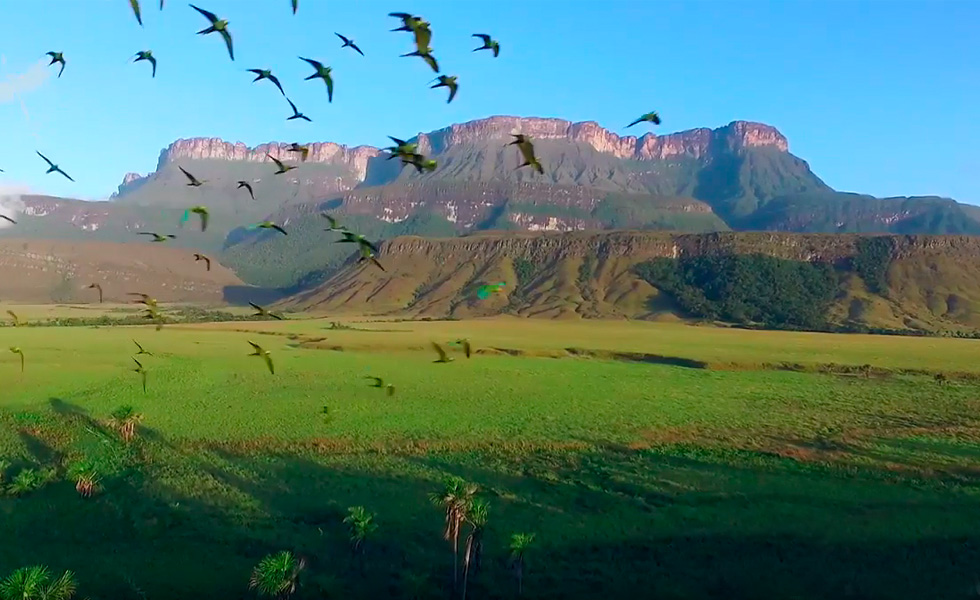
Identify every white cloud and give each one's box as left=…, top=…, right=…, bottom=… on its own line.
left=0, top=59, right=51, bottom=104
left=0, top=184, right=31, bottom=228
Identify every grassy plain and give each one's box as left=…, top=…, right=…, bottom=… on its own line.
left=1, top=315, right=979, bottom=599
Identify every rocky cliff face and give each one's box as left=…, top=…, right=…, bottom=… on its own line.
left=115, top=138, right=381, bottom=196
left=114, top=117, right=788, bottom=195
left=416, top=117, right=788, bottom=160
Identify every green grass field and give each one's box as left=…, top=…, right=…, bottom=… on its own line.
left=1, top=316, right=979, bottom=599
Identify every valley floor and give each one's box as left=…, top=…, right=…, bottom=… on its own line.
left=1, top=314, right=978, bottom=599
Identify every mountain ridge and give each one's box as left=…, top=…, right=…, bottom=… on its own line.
left=281, top=230, right=980, bottom=334
left=3, top=114, right=977, bottom=291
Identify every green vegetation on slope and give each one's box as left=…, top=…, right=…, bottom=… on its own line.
left=635, top=254, right=841, bottom=329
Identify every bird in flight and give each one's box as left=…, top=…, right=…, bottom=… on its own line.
left=190, top=4, right=235, bottom=61
left=404, top=153, right=437, bottom=174
left=87, top=283, right=104, bottom=303
left=335, top=33, right=364, bottom=56
left=133, top=51, right=157, bottom=77
left=247, top=341, right=275, bottom=375
left=430, top=75, right=459, bottom=104
left=247, top=69, right=286, bottom=96
left=449, top=338, right=474, bottom=358
left=131, top=358, right=147, bottom=393
left=472, top=34, right=500, bottom=57
left=476, top=282, right=506, bottom=300
left=286, top=143, right=310, bottom=162
left=626, top=111, right=662, bottom=128
left=267, top=154, right=297, bottom=175
left=384, top=136, right=418, bottom=161
left=179, top=166, right=206, bottom=186
left=138, top=232, right=176, bottom=243
left=299, top=57, right=334, bottom=102
left=398, top=16, right=438, bottom=72
left=236, top=180, right=255, bottom=199
left=365, top=376, right=395, bottom=396
left=249, top=302, right=284, bottom=320
left=509, top=134, right=544, bottom=174
left=337, top=231, right=380, bottom=255
left=248, top=221, right=288, bottom=236
left=9, top=347, right=24, bottom=373
left=36, top=152, right=75, bottom=182
left=285, top=98, right=312, bottom=122
left=133, top=340, right=153, bottom=356
left=321, top=213, right=348, bottom=232
left=45, top=52, right=66, bottom=77
left=1, top=215, right=16, bottom=225
left=128, top=292, right=158, bottom=308
left=181, top=206, right=210, bottom=231
left=290, top=0, right=297, bottom=14
left=193, top=253, right=211, bottom=271
left=357, top=243, right=386, bottom=272
left=431, top=342, right=454, bottom=364
left=130, top=0, right=144, bottom=26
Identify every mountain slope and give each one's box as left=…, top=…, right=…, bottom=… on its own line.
left=0, top=238, right=243, bottom=304
left=280, top=231, right=980, bottom=334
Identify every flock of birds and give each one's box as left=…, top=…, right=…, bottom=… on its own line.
left=2, top=2, right=662, bottom=390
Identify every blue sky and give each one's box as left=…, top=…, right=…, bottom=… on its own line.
left=0, top=0, right=977, bottom=203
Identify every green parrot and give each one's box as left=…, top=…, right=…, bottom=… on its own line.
left=130, top=0, right=143, bottom=26
left=248, top=341, right=275, bottom=375
left=138, top=232, right=176, bottom=242
left=9, top=347, right=24, bottom=373
left=132, top=357, right=147, bottom=393
left=249, top=302, right=284, bottom=320
left=179, top=166, right=206, bottom=186
left=298, top=57, right=334, bottom=102
left=431, top=342, right=454, bottom=364
left=133, top=50, right=157, bottom=77
left=268, top=154, right=297, bottom=175
left=508, top=135, right=544, bottom=174
left=181, top=206, right=209, bottom=231
left=430, top=75, right=458, bottom=104
left=37, top=151, right=75, bottom=181
left=626, top=111, right=662, bottom=128
left=45, top=52, right=66, bottom=77
left=246, top=68, right=286, bottom=95
left=190, top=4, right=235, bottom=61
left=471, top=34, right=500, bottom=57
left=248, top=221, right=288, bottom=235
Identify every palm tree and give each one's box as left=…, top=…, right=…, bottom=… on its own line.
left=249, top=551, right=305, bottom=599
left=7, top=468, right=43, bottom=497
left=343, top=505, right=378, bottom=556
left=0, top=565, right=77, bottom=600
left=461, top=498, right=489, bottom=600
left=67, top=460, right=101, bottom=498
left=429, top=476, right=478, bottom=593
left=508, top=533, right=536, bottom=597
left=107, top=405, right=143, bottom=443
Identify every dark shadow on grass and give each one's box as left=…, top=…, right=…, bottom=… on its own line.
left=5, top=419, right=980, bottom=600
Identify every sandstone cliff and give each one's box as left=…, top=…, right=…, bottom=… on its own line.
left=415, top=117, right=788, bottom=161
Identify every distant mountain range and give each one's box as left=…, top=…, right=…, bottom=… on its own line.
left=3, top=115, right=978, bottom=290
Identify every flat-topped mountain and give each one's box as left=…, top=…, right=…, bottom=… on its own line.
left=2, top=115, right=977, bottom=290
